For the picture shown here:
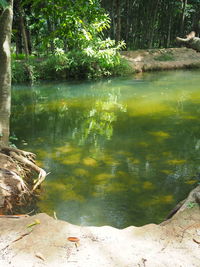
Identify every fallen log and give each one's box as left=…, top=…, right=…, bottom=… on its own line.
left=176, top=31, right=200, bottom=52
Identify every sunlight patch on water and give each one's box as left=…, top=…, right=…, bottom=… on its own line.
left=82, top=157, right=98, bottom=167
left=149, top=131, right=170, bottom=139
left=166, top=159, right=187, bottom=165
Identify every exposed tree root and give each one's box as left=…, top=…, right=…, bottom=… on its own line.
left=165, top=185, right=200, bottom=220
left=0, top=145, right=47, bottom=213
left=8, top=150, right=47, bottom=191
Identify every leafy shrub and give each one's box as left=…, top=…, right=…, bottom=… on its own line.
left=12, top=61, right=30, bottom=83
left=110, top=58, right=133, bottom=76
left=37, top=56, right=68, bottom=80
left=12, top=40, right=131, bottom=83
left=62, top=38, right=128, bottom=79
left=12, top=53, right=26, bottom=60
left=12, top=59, right=38, bottom=83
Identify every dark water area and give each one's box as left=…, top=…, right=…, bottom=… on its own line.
left=11, top=70, right=200, bottom=228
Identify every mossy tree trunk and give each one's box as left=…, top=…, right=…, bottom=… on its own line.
left=0, top=0, right=13, bottom=146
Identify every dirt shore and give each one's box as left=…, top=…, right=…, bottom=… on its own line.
left=0, top=189, right=200, bottom=267
left=121, top=47, right=200, bottom=72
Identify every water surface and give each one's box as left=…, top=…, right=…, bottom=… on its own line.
left=11, top=70, right=200, bottom=228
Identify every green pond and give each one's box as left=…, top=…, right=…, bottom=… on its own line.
left=11, top=70, right=200, bottom=228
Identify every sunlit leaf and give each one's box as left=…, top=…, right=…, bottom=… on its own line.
left=0, top=0, right=8, bottom=9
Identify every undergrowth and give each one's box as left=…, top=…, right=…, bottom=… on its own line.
left=12, top=41, right=133, bottom=83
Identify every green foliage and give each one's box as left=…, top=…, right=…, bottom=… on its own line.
left=12, top=53, right=36, bottom=60
left=0, top=0, right=8, bottom=9
left=110, top=58, right=133, bottom=76
left=11, top=0, right=129, bottom=82
left=12, top=39, right=129, bottom=82
left=187, top=202, right=198, bottom=209
left=23, top=0, right=112, bottom=53
left=11, top=0, right=200, bottom=57
left=65, top=39, right=126, bottom=79
left=37, top=52, right=69, bottom=80
left=12, top=61, right=29, bottom=83
left=11, top=59, right=38, bottom=83
left=12, top=53, right=27, bottom=60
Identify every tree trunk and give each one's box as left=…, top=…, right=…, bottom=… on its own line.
left=0, top=1, right=13, bottom=146
left=26, top=21, right=32, bottom=54
left=180, top=0, right=187, bottom=36
left=19, top=8, right=29, bottom=57
left=115, top=0, right=121, bottom=42
left=166, top=13, right=172, bottom=48
left=148, top=0, right=160, bottom=48
left=14, top=15, right=23, bottom=54
left=125, top=0, right=130, bottom=46
left=15, top=29, right=23, bottom=54
left=47, top=18, right=55, bottom=53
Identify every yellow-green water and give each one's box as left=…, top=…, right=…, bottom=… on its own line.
left=11, top=70, right=200, bottom=228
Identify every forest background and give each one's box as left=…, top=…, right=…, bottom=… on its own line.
left=1, top=0, right=200, bottom=82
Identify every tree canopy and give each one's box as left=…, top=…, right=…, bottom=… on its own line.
left=11, top=0, right=200, bottom=54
